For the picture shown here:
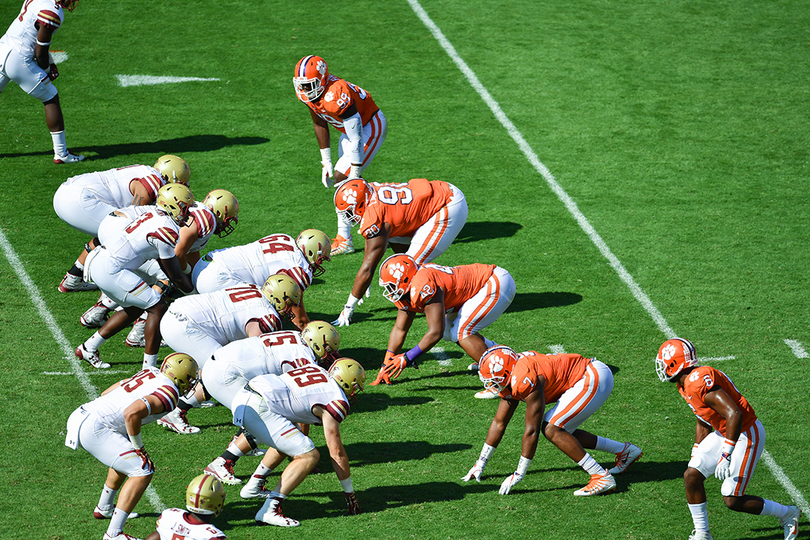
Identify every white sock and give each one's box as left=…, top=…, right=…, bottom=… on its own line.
left=106, top=508, right=129, bottom=537
left=249, top=462, right=274, bottom=486
left=760, top=498, right=790, bottom=518
left=595, top=436, right=626, bottom=454
left=85, top=332, right=107, bottom=351
left=688, top=502, right=709, bottom=532
left=577, top=452, right=606, bottom=475
left=74, top=260, right=84, bottom=270
left=51, top=130, right=67, bottom=157
left=97, top=484, right=117, bottom=508
left=336, top=214, right=352, bottom=239
left=99, top=293, right=118, bottom=309
left=226, top=441, right=245, bottom=458
left=482, top=337, right=498, bottom=349
left=142, top=353, right=158, bottom=369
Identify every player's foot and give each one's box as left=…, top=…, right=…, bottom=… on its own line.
left=474, top=388, right=500, bottom=399
left=255, top=498, right=300, bottom=527
left=76, top=344, right=110, bottom=369
left=125, top=318, right=146, bottom=347
left=608, top=442, right=643, bottom=475
left=573, top=471, right=616, bottom=496
left=54, top=151, right=85, bottom=164
left=241, top=477, right=274, bottom=499
left=157, top=408, right=200, bottom=434
left=93, top=505, right=139, bottom=519
left=81, top=301, right=110, bottom=328
left=780, top=505, right=800, bottom=540
left=330, top=235, right=354, bottom=256
left=467, top=362, right=480, bottom=371
left=59, top=273, right=97, bottom=292
left=687, top=530, right=714, bottom=540
left=102, top=533, right=143, bottom=540
left=204, top=457, right=242, bottom=485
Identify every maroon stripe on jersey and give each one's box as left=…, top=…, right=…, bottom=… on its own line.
left=281, top=426, right=299, bottom=437
left=277, top=267, right=309, bottom=291
left=153, top=384, right=180, bottom=412
left=257, top=314, right=281, bottom=334
left=147, top=227, right=179, bottom=246
left=191, top=207, right=216, bottom=238
left=326, top=400, right=350, bottom=422
left=37, top=10, right=62, bottom=29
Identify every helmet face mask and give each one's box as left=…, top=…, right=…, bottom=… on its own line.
left=160, top=353, right=199, bottom=394
left=156, top=183, right=194, bottom=226
left=203, top=189, right=239, bottom=238
left=379, top=254, right=418, bottom=304
left=478, top=346, right=520, bottom=394
left=655, top=338, right=698, bottom=382
left=328, top=358, right=365, bottom=398
left=261, top=274, right=302, bottom=318
left=293, top=55, right=329, bottom=102
left=59, top=0, right=79, bottom=12
left=334, top=179, right=370, bottom=226
left=186, top=474, right=225, bottom=517
left=154, top=154, right=190, bottom=185
left=301, top=320, right=340, bottom=364
left=296, top=229, right=331, bottom=277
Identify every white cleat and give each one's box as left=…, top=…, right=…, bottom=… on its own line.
left=474, top=388, right=500, bottom=399
left=125, top=319, right=146, bottom=347
left=780, top=505, right=800, bottom=540
left=241, top=477, right=274, bottom=499
left=573, top=472, right=617, bottom=496
left=75, top=344, right=111, bottom=369
left=59, top=273, right=97, bottom=292
left=81, top=301, right=110, bottom=328
left=255, top=498, right=300, bottom=527
left=687, top=530, right=714, bottom=540
left=54, top=151, right=85, bottom=164
left=157, top=408, right=200, bottom=434
left=204, top=457, right=242, bottom=485
left=102, top=533, right=143, bottom=540
left=330, top=235, right=354, bottom=256
left=608, top=442, right=643, bottom=475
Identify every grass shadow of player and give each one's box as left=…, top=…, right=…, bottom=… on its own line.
left=454, top=221, right=523, bottom=243
left=508, top=291, right=582, bottom=313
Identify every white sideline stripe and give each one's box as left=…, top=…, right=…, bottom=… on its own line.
left=407, top=0, right=806, bottom=510
left=784, top=339, right=809, bottom=359
left=762, top=451, right=810, bottom=515
left=432, top=346, right=452, bottom=366
left=699, top=356, right=736, bottom=362
left=51, top=51, right=68, bottom=63
left=44, top=370, right=131, bottom=376
left=116, top=75, right=220, bottom=87
left=0, top=227, right=166, bottom=512
left=549, top=344, right=566, bottom=354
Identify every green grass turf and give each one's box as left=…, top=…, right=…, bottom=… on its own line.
left=1, top=0, right=808, bottom=538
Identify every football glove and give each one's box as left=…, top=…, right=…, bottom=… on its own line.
left=134, top=447, right=154, bottom=474
left=332, top=304, right=355, bottom=327
left=498, top=472, right=524, bottom=495
left=462, top=460, right=486, bottom=482
left=715, top=452, right=732, bottom=481
left=48, top=62, right=59, bottom=81
left=370, top=351, right=395, bottom=386
left=381, top=353, right=409, bottom=380
left=344, top=492, right=362, bottom=515
left=321, top=160, right=334, bottom=188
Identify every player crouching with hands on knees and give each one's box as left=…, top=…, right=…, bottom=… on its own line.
left=464, top=346, right=642, bottom=497
left=655, top=338, right=801, bottom=540
left=64, top=353, right=198, bottom=540
left=145, top=474, right=226, bottom=540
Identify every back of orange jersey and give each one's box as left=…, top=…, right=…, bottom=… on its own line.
left=507, top=352, right=592, bottom=402
left=406, top=263, right=495, bottom=312
left=305, top=75, right=379, bottom=133
left=360, top=179, right=453, bottom=239
left=678, top=366, right=757, bottom=436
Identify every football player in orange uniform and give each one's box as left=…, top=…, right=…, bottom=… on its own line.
left=464, top=346, right=642, bottom=497
left=371, top=255, right=513, bottom=390
left=332, top=178, right=468, bottom=327
left=294, top=55, right=387, bottom=256
left=656, top=338, right=800, bottom=540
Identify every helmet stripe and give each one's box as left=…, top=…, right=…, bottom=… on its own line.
left=298, top=55, right=315, bottom=77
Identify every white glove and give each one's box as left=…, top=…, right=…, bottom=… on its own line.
left=462, top=460, right=486, bottom=482
left=321, top=161, right=334, bottom=188
left=498, top=472, right=524, bottom=495
left=715, top=453, right=732, bottom=480
left=332, top=305, right=355, bottom=327
left=356, top=287, right=371, bottom=306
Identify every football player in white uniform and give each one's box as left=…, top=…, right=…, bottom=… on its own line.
left=65, top=353, right=198, bottom=540
left=230, top=359, right=365, bottom=527
left=201, top=321, right=341, bottom=485
left=145, top=474, right=226, bottom=540
left=75, top=184, right=195, bottom=370
left=54, top=155, right=190, bottom=292
left=0, top=0, right=83, bottom=163
left=157, top=275, right=302, bottom=434
left=192, top=228, right=329, bottom=327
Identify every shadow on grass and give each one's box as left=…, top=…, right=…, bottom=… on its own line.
left=0, top=134, right=269, bottom=160
left=508, top=291, right=582, bottom=312
left=455, top=221, right=523, bottom=243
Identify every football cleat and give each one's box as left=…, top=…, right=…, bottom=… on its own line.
left=255, top=498, right=300, bottom=527
left=53, top=151, right=85, bottom=164
left=204, top=457, right=242, bottom=485
left=573, top=472, right=617, bottom=496
left=157, top=408, right=200, bottom=434
left=687, top=530, right=714, bottom=540
left=80, top=301, right=110, bottom=328
left=102, top=533, right=143, bottom=540
left=474, top=388, right=500, bottom=399
left=58, top=273, right=98, bottom=292
left=75, top=344, right=110, bottom=369
left=608, top=442, right=643, bottom=475
left=330, top=235, right=354, bottom=256
left=241, top=477, right=274, bottom=499
left=125, top=319, right=146, bottom=347
left=467, top=362, right=480, bottom=371
left=93, top=505, right=139, bottom=519
left=780, top=506, right=800, bottom=540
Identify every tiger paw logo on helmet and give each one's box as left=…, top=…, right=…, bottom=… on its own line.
left=487, top=355, right=505, bottom=374
left=316, top=60, right=327, bottom=77
left=660, top=343, right=678, bottom=361
left=389, top=263, right=406, bottom=280
left=342, top=189, right=358, bottom=206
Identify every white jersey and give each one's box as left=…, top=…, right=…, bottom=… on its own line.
left=209, top=233, right=312, bottom=290
left=215, top=330, right=316, bottom=381
left=59, top=165, right=165, bottom=210
left=97, top=205, right=151, bottom=245
left=248, top=366, right=350, bottom=426
left=187, top=202, right=217, bottom=254
left=168, top=284, right=281, bottom=344
left=1, top=0, right=64, bottom=58
left=101, top=209, right=180, bottom=271
left=81, top=368, right=180, bottom=434
left=154, top=508, right=226, bottom=540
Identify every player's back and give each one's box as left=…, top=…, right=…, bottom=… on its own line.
left=249, top=366, right=349, bottom=425
left=212, top=234, right=312, bottom=289
left=103, top=209, right=179, bottom=270
left=363, top=179, right=453, bottom=238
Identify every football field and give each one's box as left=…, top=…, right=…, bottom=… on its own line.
left=1, top=1, right=809, bottom=539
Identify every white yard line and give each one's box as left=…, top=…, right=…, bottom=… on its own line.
left=432, top=346, right=453, bottom=366
left=407, top=0, right=807, bottom=513
left=116, top=75, right=220, bottom=87
left=0, top=227, right=166, bottom=513
left=784, top=339, right=809, bottom=359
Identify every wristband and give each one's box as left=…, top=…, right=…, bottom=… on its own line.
left=130, top=433, right=143, bottom=449
left=339, top=477, right=354, bottom=493
left=36, top=39, right=51, bottom=46
left=320, top=147, right=332, bottom=164
left=479, top=443, right=495, bottom=463
left=720, top=438, right=735, bottom=458
left=345, top=294, right=360, bottom=310
left=405, top=345, right=423, bottom=366
left=516, top=455, right=532, bottom=475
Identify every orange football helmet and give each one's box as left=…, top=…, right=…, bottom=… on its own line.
left=334, top=179, right=372, bottom=226
left=379, top=254, right=418, bottom=305
left=655, top=338, right=698, bottom=382
left=293, top=55, right=329, bottom=102
left=478, top=346, right=520, bottom=394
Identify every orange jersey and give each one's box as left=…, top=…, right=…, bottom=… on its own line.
left=502, top=351, right=592, bottom=402
left=359, top=179, right=454, bottom=239
left=404, top=263, right=496, bottom=313
left=678, top=366, right=757, bottom=437
left=303, top=75, right=379, bottom=133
